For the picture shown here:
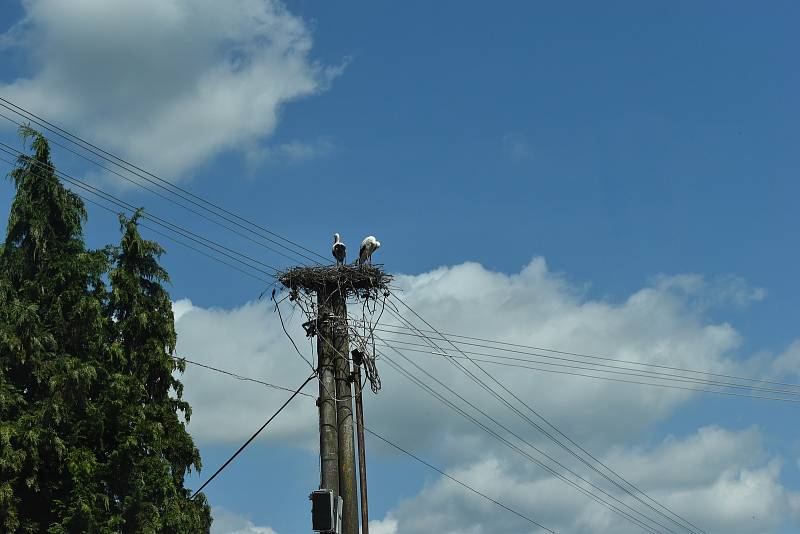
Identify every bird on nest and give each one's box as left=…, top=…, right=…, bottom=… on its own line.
left=332, top=233, right=346, bottom=265
left=358, top=235, right=380, bottom=266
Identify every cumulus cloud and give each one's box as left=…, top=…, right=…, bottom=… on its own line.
left=171, top=258, right=800, bottom=531
left=651, top=273, right=766, bottom=311
left=173, top=258, right=790, bottom=449
left=244, top=137, right=335, bottom=171
left=374, top=426, right=798, bottom=534
left=173, top=259, right=757, bottom=447
left=368, top=516, right=399, bottom=534
left=1, top=0, right=337, bottom=180
left=769, top=341, right=800, bottom=379
left=173, top=298, right=318, bottom=446
left=211, top=507, right=279, bottom=534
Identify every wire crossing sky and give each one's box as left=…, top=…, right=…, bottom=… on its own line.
left=1, top=2, right=799, bottom=533
left=0, top=98, right=797, bottom=532
left=0, top=104, right=782, bottom=533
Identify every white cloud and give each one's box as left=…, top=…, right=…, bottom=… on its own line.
left=368, top=516, right=398, bottom=534
left=211, top=507, right=279, bottom=534
left=652, top=273, right=766, bottom=311
left=170, top=258, right=800, bottom=531
left=172, top=298, right=196, bottom=322
left=173, top=298, right=318, bottom=446
left=173, top=258, right=760, bottom=447
left=1, top=0, right=337, bottom=180
left=769, top=341, right=800, bottom=379
left=244, top=137, right=336, bottom=171
left=376, top=426, right=799, bottom=534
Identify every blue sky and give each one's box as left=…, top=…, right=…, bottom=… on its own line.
left=1, top=1, right=799, bottom=533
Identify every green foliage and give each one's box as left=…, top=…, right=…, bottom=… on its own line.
left=0, top=128, right=211, bottom=532
left=105, top=210, right=211, bottom=533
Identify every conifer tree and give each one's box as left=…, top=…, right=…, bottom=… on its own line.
left=105, top=210, right=211, bottom=532
left=0, top=126, right=112, bottom=532
left=0, top=128, right=210, bottom=532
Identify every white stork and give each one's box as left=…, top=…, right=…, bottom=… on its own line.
left=332, top=233, right=346, bottom=265
left=358, top=235, right=380, bottom=266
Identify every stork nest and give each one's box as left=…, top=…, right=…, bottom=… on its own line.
left=278, top=264, right=392, bottom=295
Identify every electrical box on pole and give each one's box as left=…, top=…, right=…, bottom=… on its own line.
left=310, top=489, right=343, bottom=534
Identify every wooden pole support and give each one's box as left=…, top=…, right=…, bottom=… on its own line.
left=353, top=359, right=370, bottom=534
left=316, top=286, right=340, bottom=498
left=330, top=285, right=359, bottom=534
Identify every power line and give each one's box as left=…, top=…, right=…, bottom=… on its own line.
left=175, top=356, right=316, bottom=398
left=6, top=95, right=784, bottom=401
left=376, top=337, right=800, bottom=401
left=365, top=321, right=799, bottom=391
left=191, top=372, right=316, bottom=499
left=371, top=289, right=800, bottom=534
left=0, top=98, right=327, bottom=265
left=4, top=95, right=780, bottom=397
left=375, top=344, right=664, bottom=534
left=381, top=343, right=800, bottom=404
left=375, top=310, right=678, bottom=533
left=272, top=291, right=315, bottom=371
left=0, top=141, right=280, bottom=277
left=7, top=133, right=789, bottom=405
left=0, top=100, right=326, bottom=266
left=3, top=149, right=793, bottom=405
left=0, top=98, right=729, bottom=532
left=380, top=298, right=699, bottom=533
left=365, top=426, right=559, bottom=534
left=376, top=310, right=707, bottom=534
left=383, top=297, right=704, bottom=533
left=170, top=354, right=559, bottom=533
left=3, top=143, right=700, bottom=534
left=0, top=142, right=708, bottom=532
left=0, top=145, right=281, bottom=280
left=0, top=110, right=314, bottom=267
left=78, top=192, right=275, bottom=285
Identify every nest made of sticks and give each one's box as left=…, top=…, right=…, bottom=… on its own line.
left=278, top=263, right=392, bottom=294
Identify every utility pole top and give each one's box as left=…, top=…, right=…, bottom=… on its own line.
left=278, top=264, right=392, bottom=296
left=277, top=262, right=389, bottom=534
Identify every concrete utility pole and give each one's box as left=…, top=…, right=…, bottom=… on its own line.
left=279, top=265, right=390, bottom=534
left=329, top=286, right=358, bottom=534
left=352, top=353, right=370, bottom=534
left=316, top=285, right=341, bottom=501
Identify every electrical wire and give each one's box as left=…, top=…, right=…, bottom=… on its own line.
left=0, top=145, right=280, bottom=280
left=384, top=296, right=704, bottom=533
left=0, top=111, right=313, bottom=267
left=365, top=426, right=558, bottom=534
left=5, top=95, right=782, bottom=401
left=363, top=321, right=800, bottom=391
left=381, top=343, right=800, bottom=404
left=375, top=344, right=663, bottom=534
left=6, top=96, right=786, bottom=402
left=0, top=99, right=328, bottom=266
left=376, top=337, right=800, bottom=401
left=0, top=145, right=705, bottom=531
left=190, top=372, right=316, bottom=499
left=376, top=310, right=676, bottom=533
left=162, top=354, right=559, bottom=533
left=381, top=299, right=700, bottom=533
left=174, top=357, right=315, bottom=398
left=0, top=153, right=700, bottom=532
left=0, top=99, right=745, bottom=532
left=2, top=156, right=271, bottom=285
left=0, top=141, right=280, bottom=277
left=272, top=290, right=315, bottom=371
left=81, top=192, right=274, bottom=285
